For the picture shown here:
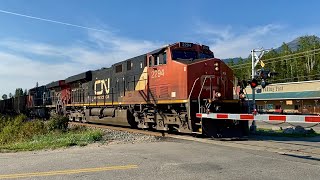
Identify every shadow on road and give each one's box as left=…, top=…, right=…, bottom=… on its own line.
left=282, top=154, right=320, bottom=161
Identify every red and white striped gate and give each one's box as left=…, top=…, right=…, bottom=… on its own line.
left=196, top=113, right=320, bottom=123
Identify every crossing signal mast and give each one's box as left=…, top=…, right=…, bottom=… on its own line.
left=250, top=48, right=269, bottom=131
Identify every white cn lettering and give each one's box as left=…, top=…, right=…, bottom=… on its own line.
left=94, top=78, right=110, bottom=95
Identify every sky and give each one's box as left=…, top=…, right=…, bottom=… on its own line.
left=0, top=0, right=320, bottom=96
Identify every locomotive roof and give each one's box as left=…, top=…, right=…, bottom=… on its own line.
left=65, top=71, right=92, bottom=84
left=29, top=85, right=46, bottom=91
left=148, top=47, right=166, bottom=55
left=46, top=81, right=61, bottom=89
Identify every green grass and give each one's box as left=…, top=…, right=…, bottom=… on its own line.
left=254, top=128, right=320, bottom=138
left=0, top=114, right=103, bottom=152
left=0, top=129, right=103, bottom=152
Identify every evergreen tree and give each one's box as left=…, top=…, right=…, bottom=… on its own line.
left=2, top=94, right=7, bottom=100
left=15, top=88, right=24, bottom=97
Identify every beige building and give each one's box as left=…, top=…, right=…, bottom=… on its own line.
left=244, top=80, right=320, bottom=114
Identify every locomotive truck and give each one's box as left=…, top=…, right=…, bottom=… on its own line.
left=1, top=42, right=248, bottom=137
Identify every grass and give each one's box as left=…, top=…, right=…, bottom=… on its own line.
left=0, top=130, right=103, bottom=152
left=254, top=128, right=320, bottom=138
left=0, top=114, right=103, bottom=152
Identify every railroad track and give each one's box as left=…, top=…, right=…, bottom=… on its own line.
left=70, top=122, right=320, bottom=158
left=69, top=122, right=168, bottom=137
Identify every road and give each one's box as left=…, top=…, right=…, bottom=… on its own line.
left=0, top=139, right=320, bottom=180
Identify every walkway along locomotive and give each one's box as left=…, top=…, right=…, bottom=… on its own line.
left=9, top=42, right=249, bottom=137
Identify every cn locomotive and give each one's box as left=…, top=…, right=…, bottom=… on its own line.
left=1, top=42, right=248, bottom=137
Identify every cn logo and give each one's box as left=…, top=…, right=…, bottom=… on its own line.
left=94, top=78, right=110, bottom=95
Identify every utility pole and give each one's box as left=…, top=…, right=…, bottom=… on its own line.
left=250, top=48, right=268, bottom=132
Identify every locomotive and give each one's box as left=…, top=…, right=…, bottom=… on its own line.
left=1, top=42, right=248, bottom=137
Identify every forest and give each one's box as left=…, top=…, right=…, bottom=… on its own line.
left=227, top=35, right=320, bottom=83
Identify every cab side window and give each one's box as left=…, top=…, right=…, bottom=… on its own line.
left=163, top=52, right=167, bottom=64
left=154, top=55, right=159, bottom=66
left=148, top=56, right=152, bottom=67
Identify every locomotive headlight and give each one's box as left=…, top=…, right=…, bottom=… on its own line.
left=214, top=62, right=219, bottom=66
left=215, top=92, right=221, bottom=97
left=214, top=66, right=219, bottom=71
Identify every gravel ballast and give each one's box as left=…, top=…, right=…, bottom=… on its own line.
left=101, top=128, right=164, bottom=144
left=69, top=124, right=165, bottom=145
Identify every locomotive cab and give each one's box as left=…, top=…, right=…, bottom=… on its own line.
left=146, top=42, right=247, bottom=137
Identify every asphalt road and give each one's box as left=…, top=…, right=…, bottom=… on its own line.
left=1, top=139, right=320, bottom=180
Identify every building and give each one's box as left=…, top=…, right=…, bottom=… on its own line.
left=244, top=80, right=320, bottom=114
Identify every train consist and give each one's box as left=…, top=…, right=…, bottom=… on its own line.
left=0, top=42, right=248, bottom=137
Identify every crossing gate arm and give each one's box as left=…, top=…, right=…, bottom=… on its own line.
left=196, top=113, right=320, bottom=123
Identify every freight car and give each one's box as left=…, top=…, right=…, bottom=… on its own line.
left=12, top=42, right=248, bottom=137
left=0, top=96, right=26, bottom=115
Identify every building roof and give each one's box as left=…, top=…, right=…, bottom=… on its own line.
left=247, top=91, right=320, bottom=100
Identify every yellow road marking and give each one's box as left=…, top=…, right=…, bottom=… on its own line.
left=0, top=164, right=138, bottom=179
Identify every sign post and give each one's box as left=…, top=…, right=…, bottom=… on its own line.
left=250, top=48, right=267, bottom=132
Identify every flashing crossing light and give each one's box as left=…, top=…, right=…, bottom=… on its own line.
left=258, top=68, right=277, bottom=89
left=249, top=79, right=258, bottom=89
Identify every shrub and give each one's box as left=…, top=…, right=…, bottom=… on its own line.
left=0, top=115, right=49, bottom=145
left=20, top=120, right=47, bottom=139
left=46, top=115, right=69, bottom=131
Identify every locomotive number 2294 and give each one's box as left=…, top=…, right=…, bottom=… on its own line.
left=151, top=69, right=165, bottom=78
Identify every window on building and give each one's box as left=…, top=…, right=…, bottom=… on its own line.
left=116, top=64, right=122, bottom=73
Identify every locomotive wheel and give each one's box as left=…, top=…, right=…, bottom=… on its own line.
left=127, top=108, right=138, bottom=128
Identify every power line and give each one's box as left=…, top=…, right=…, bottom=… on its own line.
left=230, top=49, right=320, bottom=70
left=229, top=47, right=320, bottom=68
left=0, top=9, right=109, bottom=33
left=231, top=52, right=320, bottom=70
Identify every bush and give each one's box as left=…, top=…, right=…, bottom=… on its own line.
left=46, top=115, right=69, bottom=132
left=0, top=115, right=49, bottom=145
left=20, top=120, right=47, bottom=139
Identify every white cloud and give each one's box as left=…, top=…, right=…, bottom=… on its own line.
left=0, top=30, right=162, bottom=96
left=193, top=22, right=285, bottom=58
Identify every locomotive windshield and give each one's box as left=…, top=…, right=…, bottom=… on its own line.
left=172, top=50, right=197, bottom=60
left=172, top=50, right=214, bottom=60
left=199, top=53, right=214, bottom=59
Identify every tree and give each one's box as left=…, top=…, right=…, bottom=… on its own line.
left=24, top=89, right=28, bottom=96
left=9, top=93, right=12, bottom=98
left=15, top=88, right=23, bottom=97
left=2, top=94, right=7, bottom=100
left=279, top=42, right=292, bottom=81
